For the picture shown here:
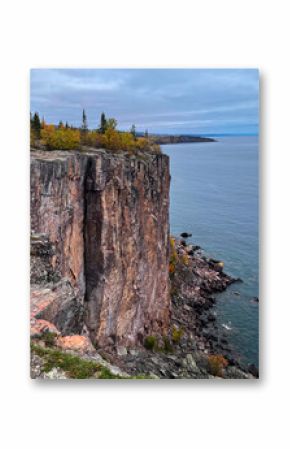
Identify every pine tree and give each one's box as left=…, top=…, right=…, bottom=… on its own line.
left=32, top=112, right=41, bottom=138
left=65, top=121, right=69, bottom=129
left=82, top=109, right=88, bottom=132
left=145, top=129, right=149, bottom=139
left=58, top=120, right=64, bottom=128
left=99, top=112, right=107, bottom=134
left=131, top=124, right=136, bottom=139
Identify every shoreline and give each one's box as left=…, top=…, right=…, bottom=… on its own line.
left=31, top=235, right=258, bottom=379
left=100, top=236, right=258, bottom=379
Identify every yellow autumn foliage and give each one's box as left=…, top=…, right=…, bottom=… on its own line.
left=41, top=125, right=80, bottom=150
left=182, top=254, right=189, bottom=266
left=35, top=120, right=161, bottom=154
left=81, top=129, right=141, bottom=153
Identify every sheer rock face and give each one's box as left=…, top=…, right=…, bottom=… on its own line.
left=31, top=152, right=87, bottom=297
left=30, top=149, right=170, bottom=347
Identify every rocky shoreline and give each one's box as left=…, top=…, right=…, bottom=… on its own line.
left=30, top=148, right=258, bottom=379
left=89, top=236, right=257, bottom=379
left=31, top=234, right=258, bottom=379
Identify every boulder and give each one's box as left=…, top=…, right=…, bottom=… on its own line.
left=180, top=232, right=192, bottom=238
left=117, top=346, right=128, bottom=356
left=208, top=259, right=224, bottom=272
left=181, top=353, right=200, bottom=373
left=30, top=319, right=60, bottom=338
left=248, top=363, right=259, bottom=377
left=42, top=367, right=68, bottom=380
left=56, top=335, right=95, bottom=354
left=192, top=245, right=201, bottom=251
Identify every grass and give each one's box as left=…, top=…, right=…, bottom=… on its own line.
left=144, top=335, right=157, bottom=350
left=39, top=332, right=57, bottom=347
left=32, top=343, right=110, bottom=378
left=31, top=343, right=152, bottom=379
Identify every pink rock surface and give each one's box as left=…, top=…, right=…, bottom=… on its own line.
left=31, top=149, right=170, bottom=347
left=30, top=319, right=60, bottom=337
left=56, top=335, right=95, bottom=353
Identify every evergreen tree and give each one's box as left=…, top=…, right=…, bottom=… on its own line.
left=58, top=120, right=64, bottom=128
left=32, top=112, right=41, bottom=138
left=65, top=121, right=69, bottom=129
left=81, top=109, right=88, bottom=132
left=99, top=112, right=107, bottom=134
left=131, top=124, right=136, bottom=139
left=145, top=129, right=149, bottom=139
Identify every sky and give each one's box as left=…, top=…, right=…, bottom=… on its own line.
left=30, top=69, right=259, bottom=135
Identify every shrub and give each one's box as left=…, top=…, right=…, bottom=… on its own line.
left=102, top=129, right=138, bottom=153
left=136, top=137, right=148, bottom=151
left=163, top=336, right=173, bottom=353
left=169, top=238, right=178, bottom=263
left=169, top=236, right=179, bottom=275
left=169, top=236, right=175, bottom=250
left=30, top=128, right=37, bottom=147
left=144, top=335, right=157, bottom=350
left=103, top=128, right=121, bottom=151
left=41, top=125, right=80, bottom=150
left=83, top=131, right=105, bottom=148
left=207, top=354, right=228, bottom=377
left=182, top=254, right=189, bottom=266
left=120, top=132, right=136, bottom=152
left=169, top=262, right=176, bottom=274
left=172, top=326, right=184, bottom=344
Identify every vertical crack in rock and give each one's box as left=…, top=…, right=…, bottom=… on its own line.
left=84, top=155, right=106, bottom=340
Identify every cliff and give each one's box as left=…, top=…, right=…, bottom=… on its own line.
left=30, top=148, right=257, bottom=380
left=30, top=148, right=170, bottom=348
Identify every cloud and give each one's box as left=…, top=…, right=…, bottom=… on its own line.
left=30, top=68, right=259, bottom=134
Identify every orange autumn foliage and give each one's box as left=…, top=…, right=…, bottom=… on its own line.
left=207, top=354, right=228, bottom=377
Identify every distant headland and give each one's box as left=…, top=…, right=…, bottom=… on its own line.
left=146, top=134, right=216, bottom=144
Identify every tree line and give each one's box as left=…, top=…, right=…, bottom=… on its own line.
left=30, top=110, right=155, bottom=153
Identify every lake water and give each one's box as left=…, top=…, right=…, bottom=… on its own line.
left=162, top=136, right=259, bottom=367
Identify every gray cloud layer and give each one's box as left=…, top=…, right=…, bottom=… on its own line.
left=31, top=69, right=259, bottom=135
